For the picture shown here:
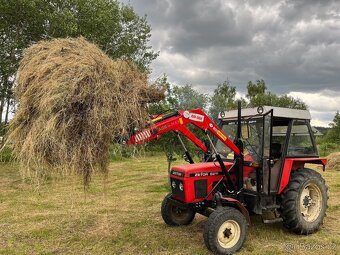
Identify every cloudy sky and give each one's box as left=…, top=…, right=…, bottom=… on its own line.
left=123, top=0, right=340, bottom=127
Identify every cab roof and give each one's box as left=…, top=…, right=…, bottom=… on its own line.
left=219, top=106, right=311, bottom=120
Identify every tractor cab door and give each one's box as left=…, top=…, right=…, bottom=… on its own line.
left=262, top=110, right=273, bottom=195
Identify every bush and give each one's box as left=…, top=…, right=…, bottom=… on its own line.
left=318, top=142, right=340, bottom=157
left=110, top=144, right=146, bottom=161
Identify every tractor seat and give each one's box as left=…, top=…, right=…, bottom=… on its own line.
left=271, top=143, right=282, bottom=159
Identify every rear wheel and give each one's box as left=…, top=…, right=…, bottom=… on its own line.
left=203, top=207, right=248, bottom=255
left=280, top=168, right=328, bottom=234
left=161, top=193, right=195, bottom=226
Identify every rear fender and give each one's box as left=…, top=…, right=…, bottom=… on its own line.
left=278, top=158, right=327, bottom=194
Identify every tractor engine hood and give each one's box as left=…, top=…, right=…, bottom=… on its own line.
left=171, top=161, right=234, bottom=178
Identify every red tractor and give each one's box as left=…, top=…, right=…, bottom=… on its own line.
left=126, top=104, right=328, bottom=254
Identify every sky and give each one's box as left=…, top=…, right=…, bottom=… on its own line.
left=122, top=0, right=340, bottom=127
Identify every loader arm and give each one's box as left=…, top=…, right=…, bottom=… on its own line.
left=127, top=108, right=241, bottom=156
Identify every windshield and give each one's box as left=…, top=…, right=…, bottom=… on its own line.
left=215, top=118, right=263, bottom=161
left=215, top=122, right=237, bottom=158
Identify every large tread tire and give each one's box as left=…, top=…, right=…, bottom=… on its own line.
left=203, top=207, right=248, bottom=255
left=161, top=193, right=195, bottom=226
left=280, top=168, right=328, bottom=235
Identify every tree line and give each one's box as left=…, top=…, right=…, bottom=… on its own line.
left=1, top=0, right=338, bottom=156
left=149, top=78, right=307, bottom=121
left=139, top=77, right=310, bottom=156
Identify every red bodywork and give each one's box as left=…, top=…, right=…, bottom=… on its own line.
left=170, top=162, right=234, bottom=203
left=127, top=108, right=241, bottom=156
left=278, top=158, right=327, bottom=193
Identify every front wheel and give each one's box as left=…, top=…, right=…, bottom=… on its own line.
left=203, top=207, right=248, bottom=255
left=161, top=193, right=195, bottom=226
left=280, top=168, right=328, bottom=234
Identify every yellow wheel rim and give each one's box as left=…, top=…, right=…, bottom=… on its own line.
left=217, top=220, right=241, bottom=249
left=300, top=182, right=322, bottom=222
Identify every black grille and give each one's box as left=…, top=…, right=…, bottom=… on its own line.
left=195, top=180, right=207, bottom=198
left=171, top=178, right=184, bottom=199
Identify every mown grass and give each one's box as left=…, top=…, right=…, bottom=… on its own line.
left=0, top=155, right=339, bottom=255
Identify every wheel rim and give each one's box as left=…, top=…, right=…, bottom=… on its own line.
left=217, top=220, right=241, bottom=249
left=300, top=182, right=322, bottom=222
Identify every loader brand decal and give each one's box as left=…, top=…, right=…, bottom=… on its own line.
left=189, top=172, right=223, bottom=177
left=135, top=129, right=152, bottom=142
left=170, top=170, right=185, bottom=177
left=179, top=117, right=183, bottom=125
left=183, top=111, right=205, bottom=123
left=189, top=113, right=204, bottom=122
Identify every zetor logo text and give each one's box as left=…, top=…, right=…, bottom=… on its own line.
left=183, top=111, right=205, bottom=122
left=190, top=172, right=222, bottom=177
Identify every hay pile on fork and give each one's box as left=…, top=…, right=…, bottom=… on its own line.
left=7, top=37, right=164, bottom=185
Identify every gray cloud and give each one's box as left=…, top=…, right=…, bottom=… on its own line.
left=123, top=0, right=340, bottom=125
left=167, top=1, right=254, bottom=54
left=279, top=0, right=340, bottom=22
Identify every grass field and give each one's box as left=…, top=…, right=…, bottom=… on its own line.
left=0, top=155, right=339, bottom=255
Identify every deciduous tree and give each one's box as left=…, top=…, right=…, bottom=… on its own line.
left=209, top=80, right=237, bottom=121
left=325, top=111, right=340, bottom=143
left=0, top=0, right=157, bottom=134
left=246, top=80, right=307, bottom=110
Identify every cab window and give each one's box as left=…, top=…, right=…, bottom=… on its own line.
left=287, top=120, right=317, bottom=156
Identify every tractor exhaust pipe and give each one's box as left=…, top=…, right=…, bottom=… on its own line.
left=236, top=101, right=244, bottom=194
left=237, top=100, right=242, bottom=140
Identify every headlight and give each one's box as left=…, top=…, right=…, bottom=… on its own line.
left=179, top=182, right=184, bottom=191
left=171, top=180, right=176, bottom=189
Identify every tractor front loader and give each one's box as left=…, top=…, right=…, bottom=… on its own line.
left=124, top=103, right=328, bottom=255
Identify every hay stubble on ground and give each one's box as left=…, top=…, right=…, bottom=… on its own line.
left=0, top=155, right=339, bottom=255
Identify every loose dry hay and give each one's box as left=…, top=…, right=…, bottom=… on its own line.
left=7, top=37, right=164, bottom=186
left=327, top=152, right=340, bottom=170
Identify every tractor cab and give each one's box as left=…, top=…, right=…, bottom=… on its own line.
left=216, top=106, right=325, bottom=212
